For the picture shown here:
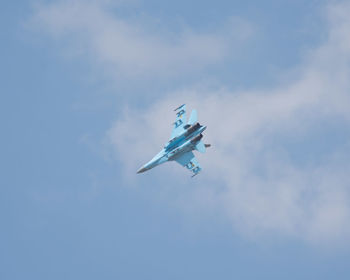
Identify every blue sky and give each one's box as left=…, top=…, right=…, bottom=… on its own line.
left=2, top=0, right=350, bottom=279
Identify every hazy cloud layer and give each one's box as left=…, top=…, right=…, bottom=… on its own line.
left=32, top=0, right=350, bottom=244
left=31, top=0, right=253, bottom=80
left=108, top=2, right=350, bottom=244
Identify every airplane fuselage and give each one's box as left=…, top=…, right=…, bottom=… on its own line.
left=137, top=123, right=206, bottom=173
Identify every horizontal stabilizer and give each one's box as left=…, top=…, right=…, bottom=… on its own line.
left=187, top=109, right=197, bottom=125
left=196, top=140, right=206, bottom=153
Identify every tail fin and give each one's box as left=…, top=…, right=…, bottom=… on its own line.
left=187, top=109, right=197, bottom=125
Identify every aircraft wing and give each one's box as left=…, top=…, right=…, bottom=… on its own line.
left=171, top=104, right=187, bottom=138
left=174, top=151, right=202, bottom=177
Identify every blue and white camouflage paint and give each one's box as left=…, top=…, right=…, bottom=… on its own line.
left=137, top=104, right=210, bottom=177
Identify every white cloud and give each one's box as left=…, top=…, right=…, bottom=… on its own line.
left=31, top=0, right=253, bottom=80
left=30, top=0, right=350, bottom=244
left=107, top=1, right=350, bottom=244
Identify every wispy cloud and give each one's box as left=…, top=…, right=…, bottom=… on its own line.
left=107, top=1, right=350, bottom=244
left=31, top=0, right=254, bottom=81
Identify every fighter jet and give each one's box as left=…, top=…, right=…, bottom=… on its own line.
left=137, top=104, right=210, bottom=177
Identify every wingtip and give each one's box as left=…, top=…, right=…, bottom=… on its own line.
left=174, top=104, right=185, bottom=111
left=191, top=168, right=202, bottom=178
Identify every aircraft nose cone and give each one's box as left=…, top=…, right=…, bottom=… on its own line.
left=137, top=166, right=147, bottom=174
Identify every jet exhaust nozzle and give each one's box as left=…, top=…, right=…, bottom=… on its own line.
left=191, top=133, right=203, bottom=144
left=185, top=122, right=201, bottom=136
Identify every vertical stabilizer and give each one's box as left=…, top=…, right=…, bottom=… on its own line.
left=187, top=109, right=197, bottom=125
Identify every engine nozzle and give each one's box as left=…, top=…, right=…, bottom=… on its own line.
left=185, top=122, right=201, bottom=136
left=191, top=133, right=203, bottom=144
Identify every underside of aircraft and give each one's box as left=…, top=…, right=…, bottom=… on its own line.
left=137, top=104, right=210, bottom=177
